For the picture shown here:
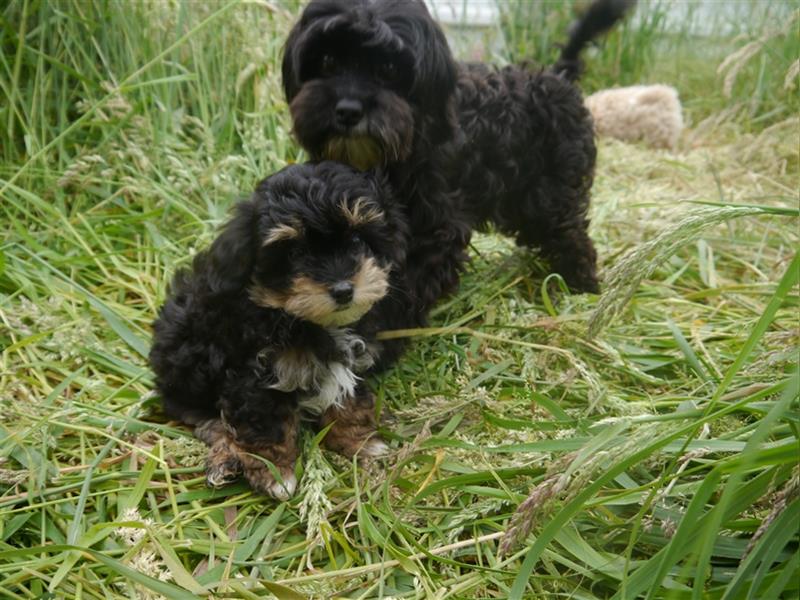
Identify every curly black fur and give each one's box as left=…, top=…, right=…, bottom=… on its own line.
left=149, top=162, right=410, bottom=495
left=283, top=0, right=634, bottom=302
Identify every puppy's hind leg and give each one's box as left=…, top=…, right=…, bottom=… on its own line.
left=318, top=383, right=389, bottom=460
left=506, top=181, right=600, bottom=294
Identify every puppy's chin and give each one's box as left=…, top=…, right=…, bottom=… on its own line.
left=323, top=136, right=386, bottom=172
left=314, top=302, right=375, bottom=328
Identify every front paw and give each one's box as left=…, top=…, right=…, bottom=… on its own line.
left=205, top=438, right=243, bottom=488
left=349, top=337, right=367, bottom=357
left=320, top=403, right=389, bottom=461
left=333, top=331, right=375, bottom=371
left=239, top=453, right=297, bottom=500
left=359, top=436, right=390, bottom=459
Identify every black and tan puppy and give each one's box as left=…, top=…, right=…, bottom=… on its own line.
left=149, top=162, right=408, bottom=498
left=282, top=0, right=634, bottom=318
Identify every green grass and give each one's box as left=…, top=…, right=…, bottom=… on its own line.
left=1, top=0, right=798, bottom=598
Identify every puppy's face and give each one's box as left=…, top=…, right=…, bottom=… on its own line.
left=247, top=165, right=404, bottom=328
left=282, top=0, right=457, bottom=170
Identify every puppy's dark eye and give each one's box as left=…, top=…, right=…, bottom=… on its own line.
left=351, top=232, right=364, bottom=246
left=321, top=54, right=337, bottom=76
left=378, top=61, right=398, bottom=82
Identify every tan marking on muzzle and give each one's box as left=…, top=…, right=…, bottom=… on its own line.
left=284, top=277, right=340, bottom=325
left=352, top=256, right=389, bottom=307
left=248, top=257, right=390, bottom=327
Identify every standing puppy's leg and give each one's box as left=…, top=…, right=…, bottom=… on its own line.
left=497, top=180, right=600, bottom=294
left=514, top=211, right=600, bottom=294
left=539, top=220, right=599, bottom=294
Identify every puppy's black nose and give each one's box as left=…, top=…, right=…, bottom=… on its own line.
left=330, top=281, right=354, bottom=305
left=335, top=98, right=363, bottom=128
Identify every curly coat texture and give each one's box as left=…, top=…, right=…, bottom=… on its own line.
left=585, top=84, right=684, bottom=150
left=149, top=162, right=409, bottom=496
left=282, top=0, right=634, bottom=312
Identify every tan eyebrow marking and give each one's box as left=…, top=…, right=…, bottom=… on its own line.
left=339, top=197, right=385, bottom=227
left=263, top=223, right=302, bottom=246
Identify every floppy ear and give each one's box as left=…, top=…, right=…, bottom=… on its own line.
left=370, top=169, right=409, bottom=265
left=281, top=23, right=303, bottom=101
left=407, top=13, right=458, bottom=143
left=282, top=1, right=335, bottom=102
left=202, top=199, right=259, bottom=296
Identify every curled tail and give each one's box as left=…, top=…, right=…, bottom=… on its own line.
left=553, top=0, right=636, bottom=81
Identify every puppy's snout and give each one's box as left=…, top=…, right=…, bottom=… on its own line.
left=335, top=98, right=363, bottom=128
left=330, top=281, right=354, bottom=305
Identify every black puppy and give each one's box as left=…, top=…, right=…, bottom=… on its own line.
left=282, top=0, right=633, bottom=319
left=150, top=162, right=408, bottom=498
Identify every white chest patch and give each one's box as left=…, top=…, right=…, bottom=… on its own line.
left=297, top=361, right=359, bottom=415
left=267, top=329, right=375, bottom=416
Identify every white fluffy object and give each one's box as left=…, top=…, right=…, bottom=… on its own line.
left=585, top=84, right=684, bottom=150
